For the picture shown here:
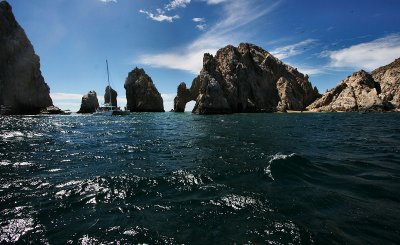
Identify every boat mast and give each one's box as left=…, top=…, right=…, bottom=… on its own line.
left=106, top=59, right=112, bottom=106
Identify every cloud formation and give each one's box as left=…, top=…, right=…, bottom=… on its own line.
left=196, top=24, right=206, bottom=31
left=271, top=39, right=317, bottom=60
left=192, top=17, right=205, bottom=22
left=326, top=34, right=400, bottom=71
left=165, top=0, right=191, bottom=11
left=204, top=0, right=227, bottom=4
left=99, top=0, right=117, bottom=3
left=139, top=10, right=179, bottom=22
left=140, top=0, right=191, bottom=23
left=139, top=0, right=281, bottom=73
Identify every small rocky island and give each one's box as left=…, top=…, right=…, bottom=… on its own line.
left=174, top=43, right=320, bottom=114
left=0, top=1, right=56, bottom=115
left=78, top=91, right=99, bottom=113
left=124, top=67, right=164, bottom=112
left=105, top=85, right=118, bottom=107
left=308, top=58, right=400, bottom=112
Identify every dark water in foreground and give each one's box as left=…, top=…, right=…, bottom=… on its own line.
left=0, top=113, right=399, bottom=244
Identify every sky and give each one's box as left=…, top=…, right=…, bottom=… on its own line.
left=6, top=0, right=400, bottom=112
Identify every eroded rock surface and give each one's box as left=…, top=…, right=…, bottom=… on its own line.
left=78, top=91, right=99, bottom=113
left=124, top=68, right=164, bottom=112
left=372, top=58, right=400, bottom=110
left=308, top=58, right=400, bottom=112
left=0, top=1, right=53, bottom=114
left=307, top=71, right=388, bottom=112
left=173, top=43, right=320, bottom=114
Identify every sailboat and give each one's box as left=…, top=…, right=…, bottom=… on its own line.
left=94, top=60, right=129, bottom=116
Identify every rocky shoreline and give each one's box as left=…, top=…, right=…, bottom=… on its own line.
left=1, top=0, right=399, bottom=115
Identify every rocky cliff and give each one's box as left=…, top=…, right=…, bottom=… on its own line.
left=104, top=85, right=117, bottom=107
left=173, top=43, right=320, bottom=114
left=78, top=91, right=99, bottom=113
left=0, top=1, right=53, bottom=114
left=307, top=58, right=400, bottom=112
left=372, top=58, right=400, bottom=110
left=124, top=68, right=164, bottom=112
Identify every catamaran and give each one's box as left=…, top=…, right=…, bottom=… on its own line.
left=94, top=60, right=129, bottom=116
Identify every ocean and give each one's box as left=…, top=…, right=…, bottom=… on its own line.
left=0, top=113, right=399, bottom=244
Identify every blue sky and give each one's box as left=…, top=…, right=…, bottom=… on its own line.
left=7, top=0, right=400, bottom=111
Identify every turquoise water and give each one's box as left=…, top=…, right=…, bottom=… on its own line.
left=0, top=113, right=399, bottom=244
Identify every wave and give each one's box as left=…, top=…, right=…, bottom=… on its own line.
left=264, top=153, right=324, bottom=183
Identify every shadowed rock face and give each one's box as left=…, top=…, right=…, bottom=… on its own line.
left=78, top=91, right=99, bottom=113
left=0, top=1, right=53, bottom=114
left=124, top=68, right=164, bottom=112
left=308, top=58, right=400, bottom=112
left=104, top=86, right=117, bottom=107
left=173, top=43, right=320, bottom=114
left=372, top=58, right=400, bottom=110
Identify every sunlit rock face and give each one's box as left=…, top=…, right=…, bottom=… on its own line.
left=124, top=67, right=164, bottom=112
left=308, top=58, right=400, bottom=112
left=173, top=43, right=320, bottom=114
left=0, top=1, right=53, bottom=114
left=372, top=58, right=400, bottom=110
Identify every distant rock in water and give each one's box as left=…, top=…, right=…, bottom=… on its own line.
left=307, top=58, right=400, bottom=112
left=124, top=67, right=164, bottom=112
left=78, top=91, right=99, bottom=113
left=0, top=1, right=53, bottom=114
left=173, top=43, right=320, bottom=114
left=104, top=85, right=117, bottom=107
left=372, top=58, right=400, bottom=110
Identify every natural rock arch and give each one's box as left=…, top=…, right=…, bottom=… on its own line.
left=173, top=43, right=320, bottom=114
left=173, top=82, right=197, bottom=112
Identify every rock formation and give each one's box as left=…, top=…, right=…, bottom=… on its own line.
left=307, top=58, right=400, bottom=112
left=124, top=67, right=164, bottom=112
left=173, top=43, right=320, bottom=114
left=78, top=91, right=99, bottom=113
left=307, top=71, right=390, bottom=112
left=104, top=85, right=117, bottom=107
left=0, top=1, right=53, bottom=114
left=372, top=58, right=400, bottom=110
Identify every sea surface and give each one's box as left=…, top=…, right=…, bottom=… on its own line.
left=0, top=112, right=399, bottom=244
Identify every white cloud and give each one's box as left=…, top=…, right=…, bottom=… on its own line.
left=192, top=17, right=205, bottom=22
left=204, top=0, right=228, bottom=4
left=139, top=10, right=179, bottom=23
left=196, top=24, right=206, bottom=31
left=50, top=93, right=83, bottom=112
left=326, top=34, right=400, bottom=71
left=99, top=0, right=117, bottom=3
left=165, top=0, right=191, bottom=11
left=271, top=39, right=317, bottom=60
left=51, top=93, right=83, bottom=101
left=138, top=0, right=281, bottom=74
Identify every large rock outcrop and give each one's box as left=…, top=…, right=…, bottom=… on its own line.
left=0, top=1, right=53, bottom=114
left=307, top=58, right=400, bottom=112
left=307, top=71, right=389, bottom=112
left=104, top=85, right=117, bottom=107
left=372, top=58, right=400, bottom=110
left=124, top=67, right=164, bottom=112
left=78, top=91, right=99, bottom=113
left=173, top=43, right=320, bottom=114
